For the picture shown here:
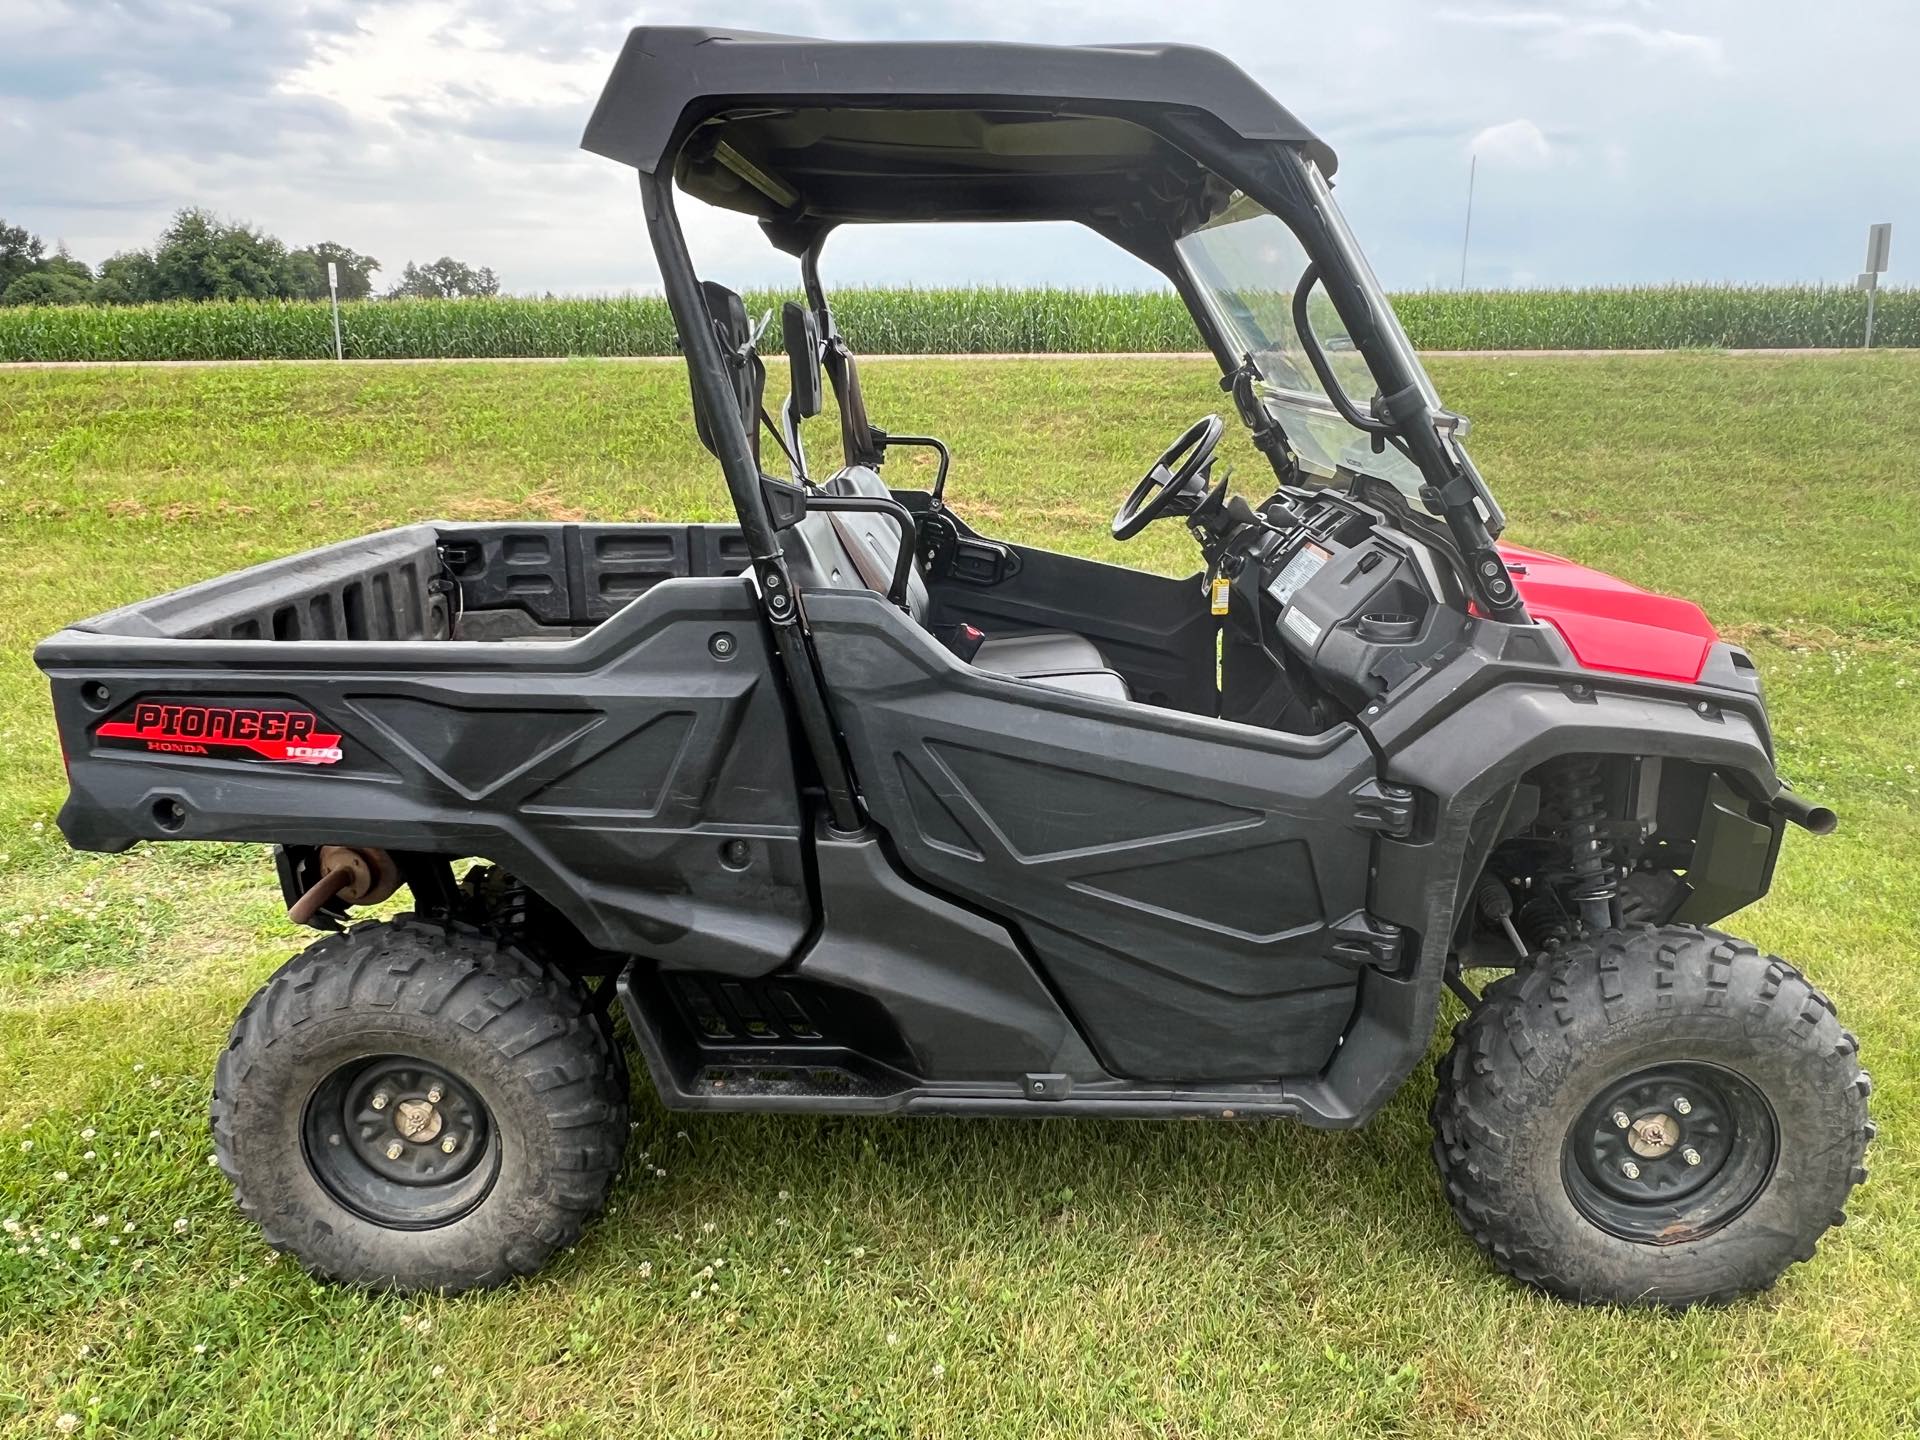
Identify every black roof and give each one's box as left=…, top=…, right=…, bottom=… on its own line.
left=580, top=28, right=1335, bottom=231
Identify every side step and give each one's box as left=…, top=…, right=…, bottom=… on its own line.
left=691, top=1062, right=895, bottom=1101
left=617, top=963, right=1348, bottom=1123
left=619, top=965, right=922, bottom=1113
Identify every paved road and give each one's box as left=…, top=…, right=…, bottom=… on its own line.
left=0, top=348, right=1884, bottom=370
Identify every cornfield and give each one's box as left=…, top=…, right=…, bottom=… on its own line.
left=0, top=285, right=1911, bottom=362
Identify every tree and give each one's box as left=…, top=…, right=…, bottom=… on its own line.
left=40, top=245, right=93, bottom=285
left=149, top=208, right=289, bottom=302
left=93, top=251, right=161, bottom=305
left=275, top=249, right=328, bottom=301
left=147, top=209, right=219, bottom=300
left=0, top=212, right=391, bottom=307
left=298, top=242, right=380, bottom=300
left=0, top=220, right=47, bottom=293
left=1, top=270, right=93, bottom=306
left=0, top=240, right=93, bottom=305
left=386, top=256, right=501, bottom=299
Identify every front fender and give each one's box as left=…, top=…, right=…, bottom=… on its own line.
left=1296, top=625, right=1783, bottom=1128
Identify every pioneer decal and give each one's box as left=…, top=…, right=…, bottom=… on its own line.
left=96, top=702, right=344, bottom=765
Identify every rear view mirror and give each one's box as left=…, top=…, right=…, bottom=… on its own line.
left=689, top=280, right=764, bottom=464
left=782, top=301, right=823, bottom=420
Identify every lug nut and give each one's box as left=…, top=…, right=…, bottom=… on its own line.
left=1621, top=1160, right=1641, bottom=1180
left=370, top=1092, right=389, bottom=1111
left=1674, top=1096, right=1692, bottom=1115
left=440, top=1136, right=458, bottom=1154
left=385, top=1141, right=404, bottom=1160
left=1682, top=1147, right=1702, bottom=1166
left=426, top=1086, right=443, bottom=1104
left=1611, top=1110, right=1631, bottom=1129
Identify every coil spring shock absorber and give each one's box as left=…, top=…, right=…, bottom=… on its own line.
left=1552, top=757, right=1617, bottom=933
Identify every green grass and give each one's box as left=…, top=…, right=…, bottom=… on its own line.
left=1, top=353, right=1918, bottom=1438
left=1, top=284, right=1914, bottom=362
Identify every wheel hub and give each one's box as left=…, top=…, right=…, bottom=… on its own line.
left=301, top=1056, right=499, bottom=1229
left=393, top=1098, right=444, bottom=1144
left=1626, top=1111, right=1679, bottom=1159
left=1562, top=1061, right=1777, bottom=1244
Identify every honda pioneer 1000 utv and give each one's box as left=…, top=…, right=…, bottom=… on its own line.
left=37, top=29, right=1869, bottom=1306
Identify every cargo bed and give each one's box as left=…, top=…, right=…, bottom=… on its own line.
left=56, top=520, right=756, bottom=643
left=36, top=521, right=809, bottom=975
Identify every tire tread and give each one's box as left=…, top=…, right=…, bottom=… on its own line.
left=1430, top=923, right=1870, bottom=1306
left=210, top=915, right=629, bottom=1294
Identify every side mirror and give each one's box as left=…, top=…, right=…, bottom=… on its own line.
left=689, top=280, right=764, bottom=464
left=782, top=301, right=823, bottom=420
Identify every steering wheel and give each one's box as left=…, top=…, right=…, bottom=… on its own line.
left=1112, top=414, right=1226, bottom=540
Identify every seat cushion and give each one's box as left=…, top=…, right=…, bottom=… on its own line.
left=972, top=631, right=1110, bottom=678
left=1019, top=668, right=1129, bottom=701
left=974, top=631, right=1129, bottom=699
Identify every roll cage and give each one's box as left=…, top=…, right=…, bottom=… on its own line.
left=583, top=26, right=1529, bottom=827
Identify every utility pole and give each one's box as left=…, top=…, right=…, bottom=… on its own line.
left=1458, top=153, right=1477, bottom=290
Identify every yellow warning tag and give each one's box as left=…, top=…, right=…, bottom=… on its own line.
left=1209, top=575, right=1232, bottom=615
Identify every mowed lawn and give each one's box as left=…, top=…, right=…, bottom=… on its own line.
left=1, top=354, right=1917, bottom=1439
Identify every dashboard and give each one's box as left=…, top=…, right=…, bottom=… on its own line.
left=1218, top=488, right=1471, bottom=731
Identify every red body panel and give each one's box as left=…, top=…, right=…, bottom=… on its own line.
left=1497, top=543, right=1717, bottom=685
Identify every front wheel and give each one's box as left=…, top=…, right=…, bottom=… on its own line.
left=1431, top=924, right=1871, bottom=1306
left=211, top=917, right=629, bottom=1293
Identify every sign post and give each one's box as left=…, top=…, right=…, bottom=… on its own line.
left=1860, top=223, right=1892, bottom=349
left=327, top=261, right=344, bottom=361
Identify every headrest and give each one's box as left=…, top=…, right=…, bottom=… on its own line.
left=820, top=316, right=882, bottom=469
left=689, top=281, right=763, bottom=467
left=781, top=301, right=823, bottom=420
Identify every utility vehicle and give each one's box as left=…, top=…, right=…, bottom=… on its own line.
left=37, top=29, right=1870, bottom=1306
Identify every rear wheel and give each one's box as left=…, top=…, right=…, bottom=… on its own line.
left=212, top=917, right=629, bottom=1293
left=1431, top=924, right=1871, bottom=1306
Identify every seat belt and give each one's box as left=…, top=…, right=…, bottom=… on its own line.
left=759, top=407, right=802, bottom=480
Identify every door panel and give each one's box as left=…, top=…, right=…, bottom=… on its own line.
left=807, top=592, right=1385, bottom=1082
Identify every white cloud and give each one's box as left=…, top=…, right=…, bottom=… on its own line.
left=1438, top=9, right=1728, bottom=72
left=279, top=2, right=608, bottom=127
left=0, top=0, right=1914, bottom=293
left=1470, top=118, right=1555, bottom=169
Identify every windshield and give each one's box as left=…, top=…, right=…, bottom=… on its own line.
left=1175, top=172, right=1443, bottom=502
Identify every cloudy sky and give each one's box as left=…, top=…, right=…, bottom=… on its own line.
left=2, top=0, right=1913, bottom=295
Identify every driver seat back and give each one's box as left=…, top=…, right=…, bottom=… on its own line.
left=815, top=466, right=931, bottom=621
left=782, top=470, right=1123, bottom=699
left=776, top=329, right=1127, bottom=699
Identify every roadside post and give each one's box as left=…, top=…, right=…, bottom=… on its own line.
left=327, top=261, right=344, bottom=361
left=1859, top=223, right=1892, bottom=348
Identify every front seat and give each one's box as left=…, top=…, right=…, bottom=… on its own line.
left=785, top=466, right=1128, bottom=700
left=730, top=283, right=1123, bottom=699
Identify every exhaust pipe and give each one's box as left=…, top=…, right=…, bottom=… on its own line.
left=287, top=845, right=402, bottom=925
left=1770, top=787, right=1837, bottom=836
